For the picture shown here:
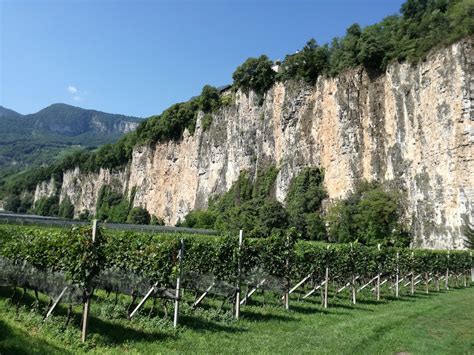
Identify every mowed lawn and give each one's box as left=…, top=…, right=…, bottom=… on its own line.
left=1, top=285, right=473, bottom=354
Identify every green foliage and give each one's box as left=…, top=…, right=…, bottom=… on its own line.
left=232, top=55, right=276, bottom=99
left=150, top=215, right=165, bottom=226
left=220, top=94, right=234, bottom=107
left=96, top=186, right=124, bottom=222
left=58, top=196, right=74, bottom=219
left=326, top=181, right=410, bottom=246
left=3, top=195, right=21, bottom=213
left=1, top=225, right=470, bottom=292
left=278, top=39, right=330, bottom=84
left=127, top=207, right=151, bottom=225
left=201, top=114, right=213, bottom=131
left=95, top=185, right=151, bottom=224
left=199, top=85, right=221, bottom=113
left=78, top=209, right=91, bottom=221
left=179, top=210, right=217, bottom=229
left=0, top=104, right=142, bottom=178
left=285, top=167, right=327, bottom=240
left=1, top=225, right=105, bottom=287
left=34, top=195, right=59, bottom=216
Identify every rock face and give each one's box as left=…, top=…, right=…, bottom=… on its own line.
left=36, top=39, right=473, bottom=249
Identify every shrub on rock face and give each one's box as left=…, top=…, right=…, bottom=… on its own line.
left=150, top=215, right=165, bottom=226
left=127, top=206, right=151, bottom=225
left=232, top=55, right=276, bottom=99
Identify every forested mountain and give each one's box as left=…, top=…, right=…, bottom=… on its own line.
left=0, top=104, right=142, bottom=176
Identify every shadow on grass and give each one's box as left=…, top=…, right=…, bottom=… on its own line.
left=178, top=313, right=245, bottom=333
left=240, top=309, right=295, bottom=322
left=87, top=315, right=178, bottom=345
left=0, top=319, right=66, bottom=355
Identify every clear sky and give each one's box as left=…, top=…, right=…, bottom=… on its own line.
left=1, top=0, right=405, bottom=118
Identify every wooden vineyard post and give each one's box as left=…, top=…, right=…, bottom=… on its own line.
left=173, top=239, right=184, bottom=328
left=235, top=230, right=243, bottom=319
left=411, top=251, right=415, bottom=295
left=81, top=219, right=97, bottom=343
left=324, top=245, right=329, bottom=309
left=445, top=251, right=450, bottom=291
left=395, top=251, right=400, bottom=298
left=376, top=244, right=381, bottom=301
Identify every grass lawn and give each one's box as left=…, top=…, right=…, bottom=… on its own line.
left=0, top=283, right=473, bottom=354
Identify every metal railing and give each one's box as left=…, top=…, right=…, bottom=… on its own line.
left=0, top=212, right=217, bottom=235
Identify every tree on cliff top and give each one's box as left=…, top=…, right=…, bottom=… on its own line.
left=232, top=55, right=276, bottom=99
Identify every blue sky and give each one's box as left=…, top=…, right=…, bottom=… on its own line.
left=1, top=0, right=405, bottom=118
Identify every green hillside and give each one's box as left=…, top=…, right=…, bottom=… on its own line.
left=0, top=104, right=142, bottom=177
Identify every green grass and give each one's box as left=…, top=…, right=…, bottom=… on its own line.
left=1, top=284, right=473, bottom=354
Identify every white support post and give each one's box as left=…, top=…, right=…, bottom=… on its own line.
left=411, top=251, right=415, bottom=295
left=351, top=243, right=356, bottom=304
left=446, top=251, right=450, bottom=290
left=324, top=266, right=329, bottom=308
left=193, top=283, right=215, bottom=308
left=425, top=272, right=429, bottom=294
left=376, top=248, right=382, bottom=300
left=81, top=219, right=97, bottom=343
left=44, top=286, right=68, bottom=320
left=235, top=230, right=243, bottom=319
left=324, top=245, right=329, bottom=309
left=283, top=232, right=291, bottom=311
left=395, top=251, right=399, bottom=298
left=129, top=282, right=159, bottom=319
left=302, top=280, right=327, bottom=299
left=173, top=239, right=184, bottom=328
left=241, top=279, right=266, bottom=305
left=470, top=252, right=473, bottom=283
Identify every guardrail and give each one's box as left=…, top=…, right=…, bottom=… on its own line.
left=0, top=212, right=218, bottom=235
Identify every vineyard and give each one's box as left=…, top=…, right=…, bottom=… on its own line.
left=0, top=223, right=473, bottom=347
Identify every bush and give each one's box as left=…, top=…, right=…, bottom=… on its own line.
left=127, top=207, right=151, bottom=225
left=201, top=114, right=213, bottom=131
left=34, top=195, right=59, bottom=216
left=179, top=210, right=216, bottom=229
left=58, top=196, right=74, bottom=219
left=150, top=215, right=165, bottom=226
left=326, top=181, right=410, bottom=246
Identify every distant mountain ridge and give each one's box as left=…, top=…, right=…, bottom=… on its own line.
left=0, top=103, right=143, bottom=176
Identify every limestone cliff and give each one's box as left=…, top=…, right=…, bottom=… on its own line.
left=34, top=39, right=473, bottom=249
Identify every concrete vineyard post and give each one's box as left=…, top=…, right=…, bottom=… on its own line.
left=81, top=219, right=97, bottom=343
left=411, top=251, right=415, bottom=295
left=284, top=232, right=290, bottom=311
left=376, top=244, right=381, bottom=301
left=235, top=230, right=243, bottom=319
left=446, top=251, right=450, bottom=290
left=425, top=272, right=429, bottom=294
left=324, top=245, right=329, bottom=309
left=471, top=252, right=473, bottom=282
left=395, top=251, right=399, bottom=298
left=173, top=239, right=184, bottom=328
left=350, top=243, right=356, bottom=304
